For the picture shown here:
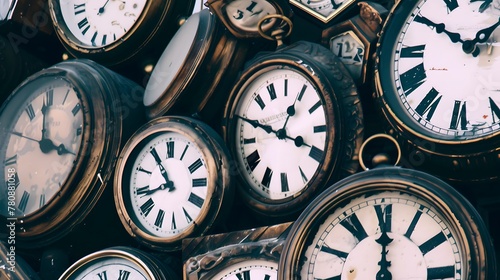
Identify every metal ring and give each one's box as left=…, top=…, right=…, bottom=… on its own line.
left=359, top=133, right=401, bottom=170
left=257, top=14, right=293, bottom=41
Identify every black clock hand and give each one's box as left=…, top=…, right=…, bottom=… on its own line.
left=280, top=90, right=301, bottom=131
left=414, top=15, right=464, bottom=44
left=98, top=0, right=110, bottom=15
left=236, top=115, right=274, bottom=134
left=56, top=143, right=76, bottom=156
left=12, top=131, right=40, bottom=143
left=150, top=149, right=175, bottom=190
left=41, top=97, right=49, bottom=140
left=142, top=183, right=175, bottom=196
left=463, top=17, right=500, bottom=56
left=375, top=224, right=393, bottom=280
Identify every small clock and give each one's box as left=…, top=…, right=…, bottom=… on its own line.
left=206, top=0, right=293, bottom=39
left=374, top=0, right=500, bottom=183
left=290, top=0, right=357, bottom=24
left=0, top=59, right=144, bottom=248
left=143, top=8, right=249, bottom=125
left=279, top=166, right=498, bottom=279
left=58, top=246, right=179, bottom=279
left=114, top=116, right=234, bottom=252
left=222, top=23, right=364, bottom=219
left=48, top=0, right=195, bottom=66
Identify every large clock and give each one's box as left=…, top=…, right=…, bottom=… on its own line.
left=374, top=0, right=500, bottom=183
left=279, top=166, right=497, bottom=279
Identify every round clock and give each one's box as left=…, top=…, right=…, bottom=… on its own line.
left=222, top=38, right=364, bottom=219
left=204, top=259, right=277, bottom=280
left=374, top=0, right=500, bottom=183
left=279, top=167, right=497, bottom=279
left=143, top=8, right=249, bottom=125
left=114, top=116, right=234, bottom=252
left=48, top=0, right=195, bottom=66
left=58, top=246, right=179, bottom=279
left=0, top=59, right=144, bottom=247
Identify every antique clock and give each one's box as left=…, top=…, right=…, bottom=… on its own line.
left=114, top=116, right=234, bottom=252
left=143, top=8, right=249, bottom=125
left=183, top=222, right=291, bottom=280
left=374, top=0, right=500, bottom=183
left=58, top=246, right=179, bottom=279
left=0, top=59, right=144, bottom=248
left=48, top=0, right=195, bottom=66
left=222, top=16, right=364, bottom=219
left=279, top=165, right=498, bottom=279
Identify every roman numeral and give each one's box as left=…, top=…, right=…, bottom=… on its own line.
left=419, top=232, right=447, bottom=255
left=183, top=207, right=193, bottom=223
left=4, top=155, right=17, bottom=166
left=309, top=145, right=324, bottom=163
left=188, top=193, right=204, bottom=208
left=180, top=144, right=189, bottom=160
left=267, top=83, right=277, bottom=100
left=97, top=271, right=107, bottom=280
left=340, top=214, right=368, bottom=242
left=243, top=138, right=256, bottom=144
left=137, top=167, right=152, bottom=175
left=245, top=1, right=258, bottom=12
left=427, top=265, right=456, bottom=279
left=25, top=104, right=35, bottom=121
left=415, top=88, right=442, bottom=121
left=136, top=186, right=149, bottom=196
left=101, top=34, right=107, bottom=46
left=188, top=158, right=203, bottom=174
left=140, top=198, right=154, bottom=216
left=192, top=178, right=207, bottom=187
left=443, top=0, right=459, bottom=11
left=284, top=79, right=288, bottom=96
left=155, top=209, right=165, bottom=228
left=299, top=166, right=308, bottom=183
left=400, top=45, right=425, bottom=58
left=39, top=194, right=45, bottom=208
left=76, top=127, right=83, bottom=136
left=254, top=94, right=266, bottom=109
left=72, top=103, right=81, bottom=116
left=236, top=271, right=250, bottom=280
left=298, top=84, right=307, bottom=101
left=118, top=270, right=130, bottom=280
left=309, top=101, right=322, bottom=114
left=77, top=18, right=90, bottom=35
left=74, top=3, right=86, bottom=15
left=400, top=63, right=426, bottom=96
left=150, top=148, right=162, bottom=164
left=261, top=167, right=273, bottom=188
left=281, top=172, right=289, bottom=192
left=375, top=204, right=392, bottom=232
left=313, top=125, right=327, bottom=133
left=490, top=97, right=500, bottom=123
left=166, top=141, right=174, bottom=158
left=405, top=206, right=424, bottom=239
left=449, top=100, right=467, bottom=130
left=171, top=211, right=176, bottom=230
left=45, top=89, right=54, bottom=106
left=18, top=191, right=30, bottom=212
left=91, top=31, right=98, bottom=46
left=247, top=150, right=261, bottom=171
left=320, top=245, right=349, bottom=260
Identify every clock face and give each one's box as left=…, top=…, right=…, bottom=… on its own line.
left=57, top=0, right=148, bottom=48
left=232, top=67, right=327, bottom=200
left=0, top=77, right=84, bottom=217
left=0, top=0, right=14, bottom=20
left=66, top=256, right=149, bottom=280
left=379, top=0, right=500, bottom=141
left=210, top=259, right=278, bottom=280
left=291, top=0, right=355, bottom=22
left=127, top=131, right=209, bottom=238
left=224, top=0, right=277, bottom=32
left=300, top=191, right=462, bottom=279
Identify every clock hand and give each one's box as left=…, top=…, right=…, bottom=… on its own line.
left=12, top=131, right=40, bottom=143
left=56, top=143, right=76, bottom=156
left=375, top=223, right=393, bottom=280
left=236, top=115, right=274, bottom=134
left=41, top=97, right=49, bottom=140
left=462, top=17, right=500, bottom=56
left=98, top=0, right=110, bottom=15
left=414, top=15, right=463, bottom=44
left=142, top=183, right=175, bottom=196
left=280, top=90, right=301, bottom=131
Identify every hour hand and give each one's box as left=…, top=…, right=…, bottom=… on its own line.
left=414, top=15, right=463, bottom=44
left=235, top=115, right=275, bottom=134
left=463, top=17, right=500, bottom=55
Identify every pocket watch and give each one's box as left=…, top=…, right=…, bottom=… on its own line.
left=278, top=151, right=497, bottom=279
left=114, top=116, right=234, bottom=252
left=374, top=0, right=500, bottom=183
left=222, top=17, right=364, bottom=219
left=48, top=0, right=195, bottom=66
left=0, top=59, right=144, bottom=248
left=58, top=246, right=179, bottom=279
left=183, top=222, right=291, bottom=280
left=143, top=8, right=249, bottom=125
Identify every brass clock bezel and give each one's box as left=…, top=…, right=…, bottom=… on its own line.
left=114, top=116, right=234, bottom=252
left=290, top=0, right=357, bottom=24
left=278, top=167, right=497, bottom=279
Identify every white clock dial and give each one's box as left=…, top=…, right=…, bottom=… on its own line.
left=67, top=256, right=149, bottom=280
left=234, top=68, right=327, bottom=200
left=0, top=0, right=15, bottom=20
left=129, top=131, right=208, bottom=237
left=301, top=191, right=462, bottom=280
left=58, top=0, right=147, bottom=47
left=210, top=259, right=278, bottom=280
left=1, top=78, right=84, bottom=217
left=389, top=0, right=500, bottom=139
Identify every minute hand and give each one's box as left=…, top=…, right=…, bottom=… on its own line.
left=414, top=15, right=463, bottom=43
left=463, top=17, right=500, bottom=55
